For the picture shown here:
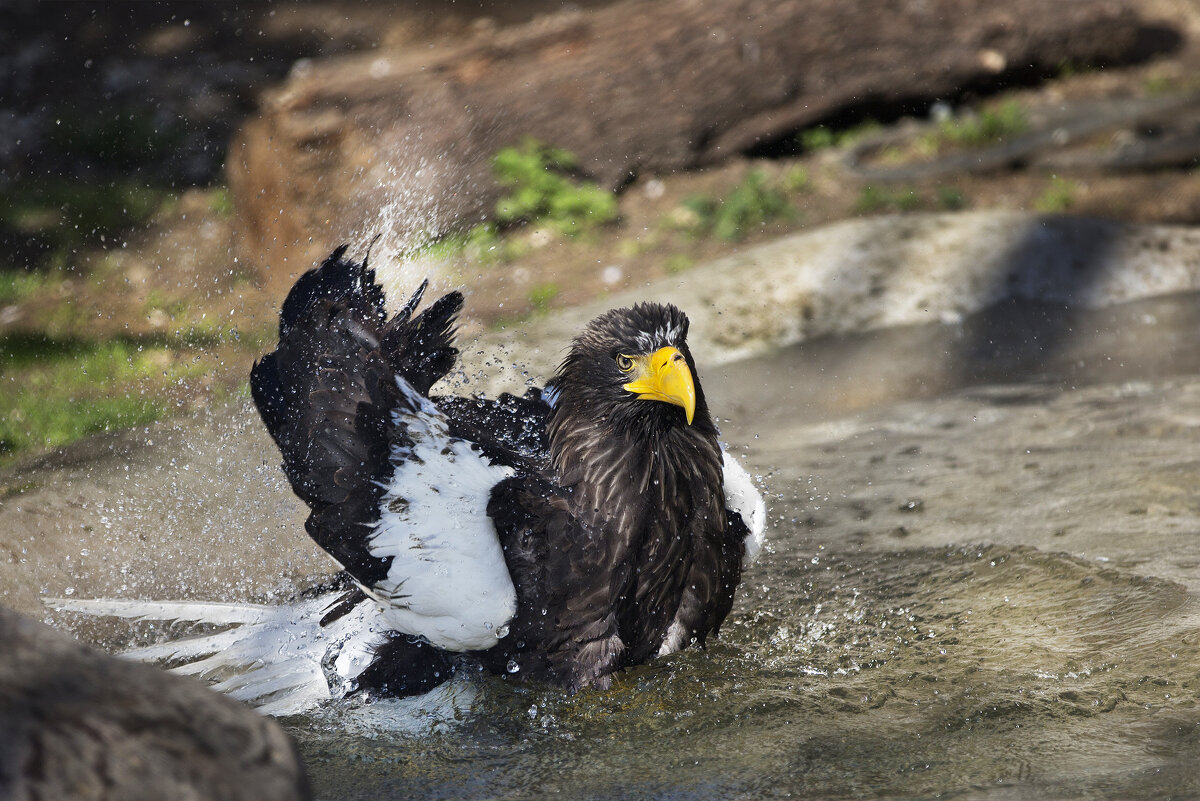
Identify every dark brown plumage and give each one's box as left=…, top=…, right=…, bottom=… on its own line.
left=250, top=246, right=757, bottom=696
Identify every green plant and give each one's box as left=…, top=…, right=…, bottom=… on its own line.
left=935, top=100, right=1028, bottom=149
left=1055, top=58, right=1098, bottom=79
left=492, top=139, right=618, bottom=236
left=853, top=185, right=923, bottom=214
left=527, top=283, right=560, bottom=313
left=936, top=186, right=967, bottom=211
left=208, top=186, right=235, bottom=217
left=798, top=120, right=882, bottom=153
left=679, top=170, right=793, bottom=242
left=1034, top=175, right=1078, bottom=213
left=799, top=126, right=836, bottom=152
left=782, top=165, right=810, bottom=193
left=664, top=254, right=694, bottom=274
left=143, top=289, right=188, bottom=319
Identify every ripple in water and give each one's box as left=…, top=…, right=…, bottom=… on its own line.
left=286, top=541, right=1200, bottom=801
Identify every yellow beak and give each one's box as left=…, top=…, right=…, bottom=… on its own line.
left=622, top=346, right=696, bottom=425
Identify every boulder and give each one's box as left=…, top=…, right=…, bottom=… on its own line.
left=0, top=607, right=309, bottom=801
left=228, top=0, right=1160, bottom=291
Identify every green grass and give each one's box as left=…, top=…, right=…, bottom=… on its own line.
left=0, top=271, right=54, bottom=306
left=0, top=391, right=166, bottom=459
left=678, top=169, right=794, bottom=242
left=0, top=332, right=234, bottom=463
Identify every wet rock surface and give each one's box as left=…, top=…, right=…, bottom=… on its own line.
left=0, top=606, right=309, bottom=801
left=0, top=405, right=322, bottom=624
left=466, top=211, right=1200, bottom=397
left=228, top=0, right=1159, bottom=282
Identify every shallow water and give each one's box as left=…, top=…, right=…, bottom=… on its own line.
left=12, top=292, right=1200, bottom=799
left=286, top=543, right=1200, bottom=800
left=283, top=294, right=1200, bottom=801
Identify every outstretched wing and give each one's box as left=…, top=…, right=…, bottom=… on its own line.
left=250, top=248, right=517, bottom=652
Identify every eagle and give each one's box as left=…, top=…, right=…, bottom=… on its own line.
left=49, top=245, right=765, bottom=713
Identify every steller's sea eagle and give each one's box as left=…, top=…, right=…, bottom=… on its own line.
left=49, top=245, right=765, bottom=713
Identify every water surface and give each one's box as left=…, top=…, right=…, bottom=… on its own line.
left=13, top=292, right=1200, bottom=799
left=286, top=294, right=1200, bottom=800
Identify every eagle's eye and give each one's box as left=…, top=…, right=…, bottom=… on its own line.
left=616, top=354, right=635, bottom=372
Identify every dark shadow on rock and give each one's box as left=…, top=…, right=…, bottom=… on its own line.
left=1126, top=23, right=1187, bottom=64
left=947, top=216, right=1117, bottom=387
left=741, top=20, right=1185, bottom=160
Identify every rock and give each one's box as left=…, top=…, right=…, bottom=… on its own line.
left=464, top=212, right=1200, bottom=397
left=228, top=0, right=1159, bottom=290
left=0, top=606, right=310, bottom=801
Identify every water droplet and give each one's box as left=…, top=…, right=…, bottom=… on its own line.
left=64, top=587, right=75, bottom=596
left=507, top=659, right=520, bottom=674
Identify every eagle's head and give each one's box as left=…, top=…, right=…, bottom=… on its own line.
left=547, top=302, right=714, bottom=453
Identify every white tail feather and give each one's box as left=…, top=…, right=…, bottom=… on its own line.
left=45, top=597, right=277, bottom=625
left=46, top=593, right=388, bottom=716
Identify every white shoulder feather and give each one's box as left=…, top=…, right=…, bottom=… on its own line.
left=365, top=380, right=518, bottom=651
left=722, top=450, right=767, bottom=563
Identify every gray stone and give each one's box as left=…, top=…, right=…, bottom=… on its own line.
left=464, top=212, right=1200, bottom=397
left=0, top=606, right=310, bottom=801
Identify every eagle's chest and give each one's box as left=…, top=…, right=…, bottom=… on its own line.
left=603, top=461, right=724, bottom=652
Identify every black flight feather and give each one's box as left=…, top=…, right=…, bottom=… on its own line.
left=250, top=248, right=462, bottom=585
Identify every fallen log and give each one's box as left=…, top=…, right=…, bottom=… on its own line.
left=228, top=0, right=1166, bottom=288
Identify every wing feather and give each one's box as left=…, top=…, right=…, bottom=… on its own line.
left=251, top=246, right=518, bottom=652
